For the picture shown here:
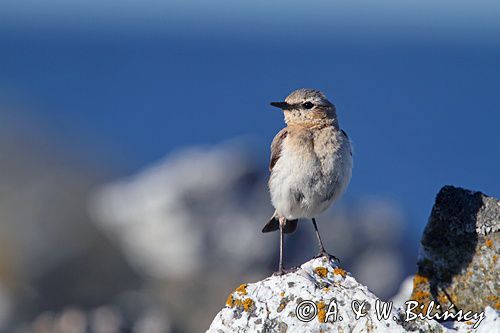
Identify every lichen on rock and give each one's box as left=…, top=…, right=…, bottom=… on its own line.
left=410, top=186, right=500, bottom=315
left=208, top=258, right=498, bottom=332
left=208, top=258, right=412, bottom=332
left=207, top=186, right=500, bottom=332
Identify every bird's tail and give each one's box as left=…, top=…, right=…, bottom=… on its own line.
left=262, top=215, right=298, bottom=234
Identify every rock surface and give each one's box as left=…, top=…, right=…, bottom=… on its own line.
left=207, top=257, right=404, bottom=332
left=207, top=186, right=500, bottom=332
left=207, top=258, right=495, bottom=332
left=410, top=186, right=500, bottom=314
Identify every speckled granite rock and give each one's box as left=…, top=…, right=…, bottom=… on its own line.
left=207, top=185, right=500, bottom=332
left=410, top=186, right=500, bottom=314
left=207, top=258, right=456, bottom=333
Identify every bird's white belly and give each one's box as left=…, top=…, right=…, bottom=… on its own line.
left=269, top=142, right=350, bottom=220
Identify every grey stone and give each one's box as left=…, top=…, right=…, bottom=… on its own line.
left=410, top=186, right=500, bottom=314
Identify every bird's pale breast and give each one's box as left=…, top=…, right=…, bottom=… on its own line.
left=269, top=126, right=352, bottom=220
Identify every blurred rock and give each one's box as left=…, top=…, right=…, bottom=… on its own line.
left=0, top=283, right=13, bottom=330
left=13, top=303, right=171, bottom=333
left=89, top=143, right=273, bottom=280
left=410, top=186, right=500, bottom=314
left=351, top=248, right=404, bottom=297
left=89, top=143, right=275, bottom=332
left=0, top=123, right=141, bottom=330
left=390, top=275, right=414, bottom=309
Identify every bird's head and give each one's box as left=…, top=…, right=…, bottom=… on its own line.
left=270, top=88, right=338, bottom=128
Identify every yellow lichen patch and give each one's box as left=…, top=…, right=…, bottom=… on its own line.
left=226, top=294, right=235, bottom=307
left=413, top=274, right=429, bottom=287
left=280, top=292, right=285, bottom=297
left=235, top=284, right=248, bottom=295
left=322, top=287, right=330, bottom=292
left=277, top=297, right=289, bottom=313
left=438, top=293, right=449, bottom=305
left=277, top=301, right=286, bottom=312
left=450, top=292, right=459, bottom=307
left=317, top=301, right=327, bottom=323
left=314, top=267, right=328, bottom=278
left=409, top=288, right=434, bottom=315
left=485, top=238, right=493, bottom=248
left=243, top=298, right=254, bottom=312
left=231, top=297, right=255, bottom=312
left=333, top=267, right=347, bottom=278
left=485, top=295, right=497, bottom=302
left=412, top=290, right=430, bottom=302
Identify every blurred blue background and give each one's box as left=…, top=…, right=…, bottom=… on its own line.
left=0, top=1, right=499, bottom=332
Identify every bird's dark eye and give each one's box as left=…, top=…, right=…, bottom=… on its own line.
left=302, top=102, right=314, bottom=109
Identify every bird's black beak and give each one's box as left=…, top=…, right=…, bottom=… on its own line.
left=270, top=101, right=293, bottom=110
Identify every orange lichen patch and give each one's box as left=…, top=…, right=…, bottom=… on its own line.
left=322, top=287, right=330, bottom=292
left=485, top=295, right=497, bottom=302
left=235, top=284, right=248, bottom=295
left=410, top=290, right=432, bottom=314
left=413, top=274, right=429, bottom=287
left=485, top=238, right=493, bottom=248
left=280, top=292, right=285, bottom=297
left=411, top=288, right=446, bottom=315
left=495, top=300, right=500, bottom=310
left=242, top=298, right=254, bottom=312
left=333, top=267, right=347, bottom=278
left=314, top=267, right=328, bottom=278
left=438, top=293, right=449, bottom=305
left=277, top=299, right=287, bottom=312
left=226, top=294, right=235, bottom=307
left=317, top=301, right=326, bottom=323
left=449, top=292, right=459, bottom=306
left=412, top=290, right=431, bottom=302
left=229, top=297, right=255, bottom=312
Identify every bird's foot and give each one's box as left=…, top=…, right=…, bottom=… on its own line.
left=313, top=250, right=340, bottom=263
left=272, top=266, right=299, bottom=276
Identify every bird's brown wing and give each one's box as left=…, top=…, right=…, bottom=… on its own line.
left=341, top=129, right=353, bottom=156
left=269, top=128, right=288, bottom=171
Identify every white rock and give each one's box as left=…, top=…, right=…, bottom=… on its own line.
left=207, top=258, right=406, bottom=332
left=207, top=258, right=499, bottom=333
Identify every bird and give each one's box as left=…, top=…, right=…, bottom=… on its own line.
left=262, top=88, right=352, bottom=275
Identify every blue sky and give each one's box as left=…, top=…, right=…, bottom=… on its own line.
left=2, top=1, right=500, bottom=41
left=1, top=1, right=499, bottom=238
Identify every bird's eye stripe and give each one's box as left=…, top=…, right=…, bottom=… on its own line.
left=302, top=102, right=314, bottom=109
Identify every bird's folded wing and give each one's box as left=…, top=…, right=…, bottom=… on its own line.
left=341, top=129, right=352, bottom=156
left=269, top=128, right=288, bottom=171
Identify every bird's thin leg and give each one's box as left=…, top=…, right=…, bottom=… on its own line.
left=273, top=218, right=300, bottom=276
left=279, top=221, right=284, bottom=273
left=273, top=217, right=286, bottom=275
left=312, top=218, right=340, bottom=262
left=312, top=217, right=327, bottom=252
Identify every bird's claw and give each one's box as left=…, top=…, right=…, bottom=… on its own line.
left=272, top=266, right=299, bottom=276
left=313, top=251, right=340, bottom=263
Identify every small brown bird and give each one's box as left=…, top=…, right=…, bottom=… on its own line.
left=263, top=88, right=352, bottom=275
